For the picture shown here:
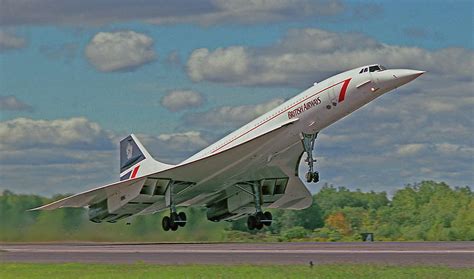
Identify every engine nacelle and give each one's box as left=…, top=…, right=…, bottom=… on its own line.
left=207, top=199, right=233, bottom=222
left=88, top=199, right=111, bottom=223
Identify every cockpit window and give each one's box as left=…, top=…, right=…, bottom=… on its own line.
left=369, top=65, right=381, bottom=72
left=360, top=65, right=386, bottom=74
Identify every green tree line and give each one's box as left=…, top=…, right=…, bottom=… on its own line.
left=0, top=181, right=472, bottom=242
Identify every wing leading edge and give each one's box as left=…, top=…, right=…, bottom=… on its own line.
left=30, top=177, right=147, bottom=211
left=32, top=118, right=304, bottom=213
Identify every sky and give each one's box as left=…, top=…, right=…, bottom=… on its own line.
left=0, top=0, right=473, bottom=196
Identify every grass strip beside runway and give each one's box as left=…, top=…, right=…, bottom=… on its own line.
left=1, top=263, right=473, bottom=279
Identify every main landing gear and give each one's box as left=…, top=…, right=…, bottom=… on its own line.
left=244, top=182, right=273, bottom=230
left=247, top=211, right=272, bottom=230
left=162, top=211, right=187, bottom=231
left=162, top=183, right=187, bottom=231
left=301, top=132, right=320, bottom=183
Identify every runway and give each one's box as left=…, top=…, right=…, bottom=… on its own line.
left=1, top=242, right=473, bottom=267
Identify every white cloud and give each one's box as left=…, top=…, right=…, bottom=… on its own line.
left=435, top=143, right=474, bottom=157
left=0, top=0, right=345, bottom=26
left=0, top=95, right=33, bottom=111
left=158, top=131, right=209, bottom=150
left=187, top=28, right=474, bottom=87
left=188, top=47, right=250, bottom=83
left=435, top=143, right=460, bottom=154
left=318, top=133, right=351, bottom=144
left=0, top=117, right=117, bottom=194
left=422, top=100, right=457, bottom=113
left=0, top=30, right=26, bottom=51
left=135, top=131, right=212, bottom=164
left=396, top=144, right=426, bottom=156
left=85, top=31, right=156, bottom=72
left=184, top=98, right=285, bottom=128
left=0, top=117, right=113, bottom=150
left=0, top=116, right=215, bottom=193
left=161, top=90, right=204, bottom=111
left=150, top=0, right=344, bottom=25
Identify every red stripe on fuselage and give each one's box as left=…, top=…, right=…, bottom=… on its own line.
left=210, top=78, right=352, bottom=154
left=131, top=165, right=140, bottom=178
left=338, top=78, right=352, bottom=102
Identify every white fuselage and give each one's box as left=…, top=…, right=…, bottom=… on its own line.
left=183, top=65, right=424, bottom=165
left=32, top=64, right=424, bottom=220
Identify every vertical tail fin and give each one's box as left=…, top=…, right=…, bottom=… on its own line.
left=119, top=134, right=173, bottom=180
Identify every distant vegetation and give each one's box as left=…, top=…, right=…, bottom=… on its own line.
left=0, top=181, right=472, bottom=242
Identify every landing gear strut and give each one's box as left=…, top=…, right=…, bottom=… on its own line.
left=244, top=182, right=273, bottom=230
left=301, top=132, right=319, bottom=183
left=162, top=183, right=187, bottom=231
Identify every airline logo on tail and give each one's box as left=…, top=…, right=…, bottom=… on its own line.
left=120, top=135, right=146, bottom=180
left=126, top=143, right=133, bottom=160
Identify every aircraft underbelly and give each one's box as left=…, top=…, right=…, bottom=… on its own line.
left=173, top=131, right=310, bottom=210
left=177, top=142, right=281, bottom=189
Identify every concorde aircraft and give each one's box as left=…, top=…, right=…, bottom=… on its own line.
left=32, top=65, right=424, bottom=231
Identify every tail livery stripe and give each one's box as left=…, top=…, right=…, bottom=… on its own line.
left=120, top=165, right=140, bottom=181
left=131, top=165, right=140, bottom=179
left=120, top=171, right=131, bottom=181
left=338, top=78, right=352, bottom=102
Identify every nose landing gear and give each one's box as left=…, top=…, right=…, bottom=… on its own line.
left=301, top=132, right=319, bottom=183
left=305, top=171, right=319, bottom=183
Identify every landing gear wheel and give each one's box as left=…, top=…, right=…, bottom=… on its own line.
left=247, top=215, right=257, bottom=230
left=170, top=222, right=178, bottom=231
left=255, top=212, right=267, bottom=229
left=306, top=171, right=314, bottom=183
left=178, top=212, right=187, bottom=227
left=263, top=211, right=273, bottom=226
left=162, top=216, right=170, bottom=231
left=169, top=212, right=179, bottom=231
left=170, top=212, right=179, bottom=223
left=312, top=172, right=319, bottom=183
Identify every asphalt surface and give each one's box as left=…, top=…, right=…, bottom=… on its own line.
left=1, top=242, right=473, bottom=267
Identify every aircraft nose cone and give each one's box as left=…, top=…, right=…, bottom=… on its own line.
left=394, top=69, right=425, bottom=82
left=401, top=69, right=425, bottom=79
left=375, top=69, right=425, bottom=92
